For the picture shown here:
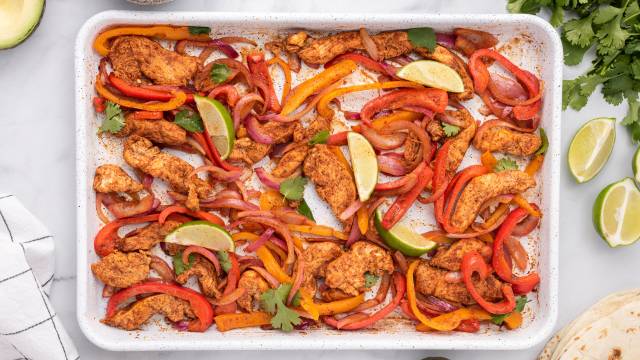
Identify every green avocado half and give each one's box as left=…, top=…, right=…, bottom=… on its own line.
left=0, top=0, right=45, bottom=50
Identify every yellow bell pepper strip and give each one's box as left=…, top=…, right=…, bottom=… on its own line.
left=481, top=151, right=498, bottom=169
left=477, top=233, right=494, bottom=243
left=231, top=232, right=259, bottom=242
left=406, top=261, right=474, bottom=331
left=93, top=25, right=211, bottom=56
left=214, top=312, right=272, bottom=332
left=481, top=203, right=510, bottom=229
left=315, top=293, right=366, bottom=315
left=356, top=206, right=369, bottom=234
left=371, top=110, right=423, bottom=131
left=525, top=154, right=544, bottom=176
left=512, top=194, right=541, bottom=218
left=292, top=236, right=305, bottom=250
left=299, top=290, right=320, bottom=320
left=328, top=146, right=353, bottom=178
left=267, top=56, right=292, bottom=103
left=287, top=224, right=348, bottom=240
left=95, top=75, right=187, bottom=111
left=255, top=246, right=292, bottom=283
left=469, top=306, right=493, bottom=320
left=280, top=59, right=357, bottom=115
left=504, top=310, right=523, bottom=330
left=316, top=81, right=422, bottom=118
left=259, top=189, right=286, bottom=211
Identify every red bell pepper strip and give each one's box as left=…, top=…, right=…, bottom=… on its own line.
left=441, top=165, right=490, bottom=234
left=247, top=51, right=281, bottom=112
left=468, top=49, right=541, bottom=121
left=215, top=252, right=240, bottom=315
left=461, top=251, right=516, bottom=315
left=431, top=141, right=452, bottom=223
left=199, top=128, right=242, bottom=172
left=158, top=205, right=224, bottom=227
left=106, top=281, right=214, bottom=332
left=133, top=111, right=164, bottom=120
left=94, top=213, right=160, bottom=257
left=456, top=318, right=481, bottom=333
left=323, top=272, right=406, bottom=330
left=326, top=131, right=349, bottom=146
left=382, top=163, right=433, bottom=229
left=360, top=88, right=448, bottom=125
left=93, top=97, right=106, bottom=113
left=492, top=207, right=541, bottom=294
left=108, top=74, right=174, bottom=101
left=325, top=52, right=390, bottom=75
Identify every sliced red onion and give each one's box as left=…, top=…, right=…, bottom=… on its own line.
left=200, top=198, right=259, bottom=211
left=345, top=217, right=361, bottom=247
left=249, top=266, right=280, bottom=288
left=210, top=39, right=239, bottom=58
left=214, top=287, right=246, bottom=306
left=150, top=255, right=175, bottom=282
left=172, top=320, right=190, bottom=331
left=107, top=194, right=155, bottom=219
left=435, top=112, right=466, bottom=127
left=272, top=209, right=312, bottom=225
left=505, top=236, right=529, bottom=271
left=245, top=115, right=274, bottom=144
left=269, top=235, right=288, bottom=252
left=511, top=212, right=540, bottom=236
left=425, top=295, right=459, bottom=313
left=218, top=36, right=257, bottom=46
left=402, top=106, right=435, bottom=120
left=446, top=211, right=508, bottom=238
left=236, top=210, right=275, bottom=218
left=255, top=167, right=283, bottom=190
left=189, top=165, right=243, bottom=182
left=377, top=154, right=408, bottom=176
left=208, top=189, right=242, bottom=201
left=257, top=113, right=298, bottom=123
left=436, top=33, right=456, bottom=48
left=233, top=93, right=264, bottom=130
left=359, top=27, right=381, bottom=61
left=339, top=199, right=364, bottom=221
left=245, top=228, right=275, bottom=253
left=343, top=111, right=361, bottom=120
left=208, top=84, right=239, bottom=107
left=360, top=125, right=407, bottom=150
left=182, top=245, right=221, bottom=274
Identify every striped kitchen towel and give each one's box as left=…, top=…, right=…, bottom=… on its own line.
left=0, top=194, right=78, bottom=360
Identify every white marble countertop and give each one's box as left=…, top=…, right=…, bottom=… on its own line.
left=1, top=0, right=639, bottom=359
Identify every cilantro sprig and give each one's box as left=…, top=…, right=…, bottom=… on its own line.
left=174, top=108, right=204, bottom=133
left=260, top=283, right=302, bottom=332
left=442, top=122, right=461, bottom=137
left=407, top=27, right=437, bottom=52
left=210, top=63, right=232, bottom=84
left=172, top=252, right=195, bottom=275
left=509, top=0, right=640, bottom=142
left=100, top=101, right=126, bottom=134
left=491, top=296, right=528, bottom=325
left=494, top=157, right=519, bottom=172
left=280, top=176, right=307, bottom=201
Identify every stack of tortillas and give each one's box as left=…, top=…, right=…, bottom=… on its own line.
left=538, top=288, right=640, bottom=360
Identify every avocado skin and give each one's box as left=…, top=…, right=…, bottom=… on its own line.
left=1, top=0, right=46, bottom=50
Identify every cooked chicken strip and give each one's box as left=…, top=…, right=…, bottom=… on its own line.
left=415, top=46, right=475, bottom=101
left=91, top=251, right=150, bottom=288
left=272, top=145, right=308, bottom=178
left=123, top=136, right=211, bottom=208
left=415, top=260, right=503, bottom=305
left=117, top=113, right=187, bottom=146
left=297, top=31, right=413, bottom=65
left=450, top=170, right=536, bottom=231
left=109, top=36, right=200, bottom=86
left=443, top=108, right=478, bottom=173
left=228, top=122, right=296, bottom=165
left=293, top=116, right=331, bottom=143
left=325, top=241, right=393, bottom=296
left=102, top=294, right=194, bottom=331
left=300, top=242, right=343, bottom=295
left=303, top=144, right=357, bottom=219
left=237, top=270, right=270, bottom=312
left=430, top=238, right=491, bottom=272
left=93, top=164, right=144, bottom=194
left=175, top=255, right=221, bottom=299
left=117, top=221, right=181, bottom=252
left=473, top=126, right=542, bottom=156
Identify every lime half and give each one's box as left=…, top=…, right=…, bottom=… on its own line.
left=164, top=220, right=235, bottom=251
left=347, top=132, right=378, bottom=201
left=633, top=146, right=640, bottom=184
left=374, top=209, right=436, bottom=256
left=397, top=60, right=464, bottom=93
left=194, top=95, right=234, bottom=159
left=593, top=178, right=640, bottom=247
left=568, top=117, right=616, bottom=183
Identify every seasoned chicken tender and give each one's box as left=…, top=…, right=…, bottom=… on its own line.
left=102, top=294, right=194, bottom=331
left=91, top=251, right=150, bottom=288
left=321, top=288, right=352, bottom=302
left=117, top=114, right=187, bottom=146
left=93, top=164, right=144, bottom=194
left=123, top=136, right=211, bottom=203
left=443, top=109, right=478, bottom=173
left=303, top=145, right=357, bottom=219
left=415, top=261, right=503, bottom=305
left=175, top=255, right=221, bottom=299
left=272, top=145, right=308, bottom=178
left=237, top=270, right=270, bottom=312
left=117, top=221, right=181, bottom=252
left=293, top=116, right=330, bottom=143
left=109, top=36, right=200, bottom=86
left=473, top=126, right=542, bottom=156
left=301, top=242, right=343, bottom=295
left=415, top=45, right=475, bottom=101
left=297, top=31, right=413, bottom=65
left=451, top=170, right=536, bottom=231
left=430, top=238, right=490, bottom=272
left=325, top=241, right=393, bottom=296
left=229, top=122, right=296, bottom=164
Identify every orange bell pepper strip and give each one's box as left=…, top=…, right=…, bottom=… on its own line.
left=316, top=81, right=422, bottom=118
left=315, top=293, right=365, bottom=316
left=328, top=146, right=353, bottom=178
left=93, top=25, right=211, bottom=56
left=259, top=189, right=286, bottom=210
left=231, top=232, right=259, bottom=242
left=287, top=224, right=348, bottom=240
left=371, top=110, right=423, bottom=130
left=481, top=203, right=510, bottom=229
left=158, top=205, right=224, bottom=226
left=267, top=56, right=292, bottom=103
left=214, top=312, right=272, bottom=332
left=299, top=290, right=320, bottom=320
left=255, top=246, right=292, bottom=283
left=356, top=206, right=369, bottom=234
left=504, top=311, right=523, bottom=330
left=512, top=194, right=541, bottom=218
left=525, top=154, right=544, bottom=176
left=281, top=59, right=357, bottom=115
left=481, top=151, right=498, bottom=170
left=95, top=75, right=187, bottom=111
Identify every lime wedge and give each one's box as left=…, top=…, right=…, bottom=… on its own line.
left=374, top=209, right=436, bottom=256
left=593, top=178, right=640, bottom=247
left=164, top=220, right=235, bottom=251
left=194, top=95, right=234, bottom=159
left=396, top=60, right=464, bottom=93
left=568, top=117, right=616, bottom=183
left=633, top=146, right=640, bottom=184
left=347, top=132, right=378, bottom=201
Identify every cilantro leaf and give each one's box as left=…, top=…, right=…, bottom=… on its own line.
left=596, top=15, right=629, bottom=55
left=297, top=199, right=315, bottom=221
left=594, top=5, right=624, bottom=25
left=174, top=108, right=204, bottom=133
left=550, top=2, right=565, bottom=27
left=602, top=75, right=634, bottom=105
left=562, top=34, right=592, bottom=66
left=210, top=63, right=232, bottom=84
left=491, top=296, right=528, bottom=325
left=625, top=39, right=640, bottom=54
left=630, top=58, right=640, bottom=80
left=535, top=128, right=549, bottom=155
left=100, top=101, right=126, bottom=134
left=279, top=176, right=307, bottom=201
left=442, top=122, right=461, bottom=137
left=494, top=157, right=519, bottom=172
left=216, top=251, right=231, bottom=273
left=260, top=283, right=302, bottom=332
left=309, top=129, right=329, bottom=145
left=563, top=14, right=595, bottom=47
left=173, top=252, right=195, bottom=275
left=364, top=272, right=379, bottom=288
left=188, top=26, right=211, bottom=35
left=629, top=122, right=640, bottom=143
left=506, top=0, right=545, bottom=15
left=407, top=27, right=436, bottom=52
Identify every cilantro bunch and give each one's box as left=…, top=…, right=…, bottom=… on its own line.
left=509, top=0, right=640, bottom=142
